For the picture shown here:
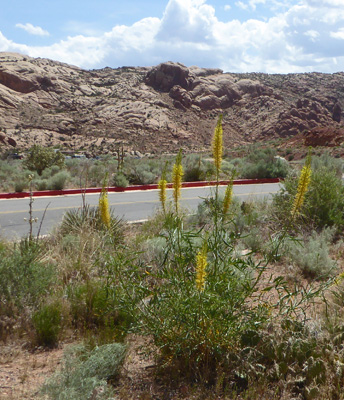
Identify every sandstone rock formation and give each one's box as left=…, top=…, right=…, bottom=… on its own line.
left=0, top=53, right=343, bottom=154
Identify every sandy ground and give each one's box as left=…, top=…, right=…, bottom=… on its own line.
left=0, top=341, right=65, bottom=400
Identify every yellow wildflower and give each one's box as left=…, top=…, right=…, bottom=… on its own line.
left=172, top=150, right=183, bottom=213
left=212, top=115, right=223, bottom=177
left=196, top=244, right=207, bottom=292
left=99, top=181, right=111, bottom=228
left=158, top=178, right=167, bottom=213
left=334, top=271, right=344, bottom=286
left=291, top=152, right=312, bottom=217
left=223, top=181, right=233, bottom=215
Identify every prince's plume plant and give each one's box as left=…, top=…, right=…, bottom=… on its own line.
left=195, top=243, right=207, bottom=292
left=292, top=150, right=312, bottom=218
left=212, top=114, right=223, bottom=180
left=99, top=175, right=111, bottom=229
left=223, top=178, right=234, bottom=216
left=172, top=150, right=183, bottom=214
left=158, top=162, right=168, bottom=214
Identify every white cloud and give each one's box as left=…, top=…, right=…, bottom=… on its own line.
left=331, top=28, right=344, bottom=40
left=235, top=0, right=266, bottom=11
left=1, top=0, right=344, bottom=73
left=15, top=23, right=50, bottom=37
left=304, top=29, right=320, bottom=41
left=224, top=5, right=231, bottom=11
left=235, top=1, right=249, bottom=10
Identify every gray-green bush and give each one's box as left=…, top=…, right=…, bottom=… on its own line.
left=47, top=170, right=70, bottom=190
left=41, top=343, right=126, bottom=400
left=283, top=228, right=336, bottom=278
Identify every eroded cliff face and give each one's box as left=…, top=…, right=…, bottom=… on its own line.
left=0, top=53, right=343, bottom=155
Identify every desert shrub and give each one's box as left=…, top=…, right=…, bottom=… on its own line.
left=183, top=154, right=206, bottom=182
left=0, top=240, right=55, bottom=315
left=113, top=172, right=129, bottom=188
left=111, top=208, right=328, bottom=384
left=233, top=147, right=289, bottom=179
left=24, top=145, right=65, bottom=175
left=41, top=342, right=126, bottom=400
left=125, top=160, right=158, bottom=185
left=67, top=280, right=127, bottom=336
left=41, top=165, right=62, bottom=179
left=311, top=152, right=343, bottom=177
left=47, top=170, right=70, bottom=190
left=35, top=179, right=48, bottom=191
left=32, top=301, right=62, bottom=347
left=283, top=228, right=336, bottom=279
left=110, top=181, right=326, bottom=387
left=139, top=236, right=167, bottom=265
left=14, top=179, right=27, bottom=192
left=87, top=163, right=107, bottom=186
left=241, top=226, right=265, bottom=252
left=273, top=164, right=344, bottom=230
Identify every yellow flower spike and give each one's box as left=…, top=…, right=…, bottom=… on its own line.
left=158, top=161, right=168, bottom=214
left=212, top=115, right=223, bottom=177
left=99, top=176, right=111, bottom=228
left=223, top=180, right=233, bottom=215
left=158, top=178, right=167, bottom=213
left=172, top=150, right=184, bottom=214
left=291, top=151, right=312, bottom=218
left=334, top=271, right=344, bottom=286
left=195, top=244, right=208, bottom=293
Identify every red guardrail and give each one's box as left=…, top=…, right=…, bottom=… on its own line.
left=0, top=178, right=280, bottom=200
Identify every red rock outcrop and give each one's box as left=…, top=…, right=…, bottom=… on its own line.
left=303, top=126, right=344, bottom=147
left=0, top=54, right=343, bottom=154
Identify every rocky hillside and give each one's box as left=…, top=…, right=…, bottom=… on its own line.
left=0, top=52, right=343, bottom=155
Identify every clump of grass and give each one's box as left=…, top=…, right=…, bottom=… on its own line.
left=32, top=301, right=62, bottom=347
left=0, top=239, right=55, bottom=315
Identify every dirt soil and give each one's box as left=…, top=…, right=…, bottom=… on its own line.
left=0, top=340, right=66, bottom=399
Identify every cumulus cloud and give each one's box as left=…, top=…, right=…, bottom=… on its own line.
left=1, top=0, right=344, bottom=73
left=15, top=23, right=49, bottom=36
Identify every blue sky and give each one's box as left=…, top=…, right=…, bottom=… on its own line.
left=1, top=0, right=344, bottom=73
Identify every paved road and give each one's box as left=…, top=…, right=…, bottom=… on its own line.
left=0, top=183, right=281, bottom=239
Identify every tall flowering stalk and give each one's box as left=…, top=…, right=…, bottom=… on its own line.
left=212, top=115, right=223, bottom=180
left=99, top=176, right=111, bottom=228
left=291, top=152, right=312, bottom=218
left=196, top=244, right=208, bottom=292
left=172, top=150, right=183, bottom=214
left=158, top=162, right=168, bottom=214
left=211, top=115, right=224, bottom=274
left=158, top=179, right=167, bottom=214
left=223, top=180, right=233, bottom=216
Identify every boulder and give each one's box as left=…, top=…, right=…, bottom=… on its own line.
left=0, top=70, right=39, bottom=93
left=169, top=85, right=192, bottom=108
left=303, top=126, right=344, bottom=147
left=0, top=132, right=16, bottom=147
left=145, top=62, right=194, bottom=91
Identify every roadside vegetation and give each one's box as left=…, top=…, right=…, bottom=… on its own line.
left=0, top=143, right=291, bottom=193
left=1, top=121, right=344, bottom=399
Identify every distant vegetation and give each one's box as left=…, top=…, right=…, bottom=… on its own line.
left=0, top=144, right=291, bottom=193
left=2, top=128, right=344, bottom=399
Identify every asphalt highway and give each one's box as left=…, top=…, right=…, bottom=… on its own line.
left=0, top=183, right=281, bottom=240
